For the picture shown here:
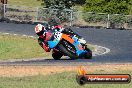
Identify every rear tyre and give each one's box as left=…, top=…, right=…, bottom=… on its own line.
left=84, top=47, right=92, bottom=59
left=52, top=51, right=63, bottom=60
left=58, top=41, right=78, bottom=59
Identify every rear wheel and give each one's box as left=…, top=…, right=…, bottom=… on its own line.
left=58, top=40, right=78, bottom=59
left=84, top=47, right=92, bottom=59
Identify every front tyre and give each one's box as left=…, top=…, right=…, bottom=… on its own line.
left=58, top=41, right=78, bottom=59
left=52, top=51, right=63, bottom=60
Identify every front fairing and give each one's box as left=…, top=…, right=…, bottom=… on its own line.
left=71, top=36, right=87, bottom=56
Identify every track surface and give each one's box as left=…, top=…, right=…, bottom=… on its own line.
left=0, top=22, right=132, bottom=65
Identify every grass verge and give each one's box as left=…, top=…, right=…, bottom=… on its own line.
left=0, top=68, right=131, bottom=88
left=0, top=33, right=51, bottom=60
left=8, top=0, right=43, bottom=7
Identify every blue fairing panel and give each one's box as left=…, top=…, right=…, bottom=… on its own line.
left=48, top=40, right=59, bottom=49
left=72, top=37, right=87, bottom=56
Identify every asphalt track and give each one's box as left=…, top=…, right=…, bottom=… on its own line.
left=0, top=22, right=132, bottom=65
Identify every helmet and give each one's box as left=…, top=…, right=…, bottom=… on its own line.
left=51, top=25, right=64, bottom=31
left=35, top=24, right=46, bottom=36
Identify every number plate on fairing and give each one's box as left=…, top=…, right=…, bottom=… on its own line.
left=54, top=32, right=62, bottom=41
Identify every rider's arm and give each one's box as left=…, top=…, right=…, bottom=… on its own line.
left=38, top=37, right=50, bottom=52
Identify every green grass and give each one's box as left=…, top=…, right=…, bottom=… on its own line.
left=0, top=33, right=51, bottom=60
left=0, top=71, right=131, bottom=88
left=8, top=0, right=43, bottom=7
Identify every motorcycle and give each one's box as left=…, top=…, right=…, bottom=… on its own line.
left=46, top=26, right=92, bottom=60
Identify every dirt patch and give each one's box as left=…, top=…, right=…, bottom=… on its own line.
left=0, top=64, right=132, bottom=77
left=0, top=66, right=75, bottom=77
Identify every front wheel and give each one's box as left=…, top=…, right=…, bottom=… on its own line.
left=58, top=40, right=78, bottom=59
left=52, top=51, right=63, bottom=60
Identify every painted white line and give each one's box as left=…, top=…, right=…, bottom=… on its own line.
left=98, top=46, right=110, bottom=55
left=92, top=45, right=110, bottom=56
left=22, top=35, right=27, bottom=36
left=27, top=36, right=37, bottom=39
left=4, top=33, right=9, bottom=35
left=28, top=36, right=34, bottom=38
left=13, top=34, right=18, bottom=36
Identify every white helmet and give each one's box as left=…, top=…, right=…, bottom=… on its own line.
left=35, top=24, right=46, bottom=36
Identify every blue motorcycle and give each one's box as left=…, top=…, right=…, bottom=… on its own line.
left=47, top=26, right=92, bottom=60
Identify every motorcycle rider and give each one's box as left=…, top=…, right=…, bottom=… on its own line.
left=35, top=24, right=86, bottom=53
